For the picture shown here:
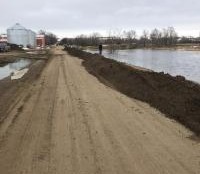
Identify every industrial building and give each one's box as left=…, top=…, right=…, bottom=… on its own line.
left=36, top=34, right=45, bottom=47
left=7, top=23, right=36, bottom=48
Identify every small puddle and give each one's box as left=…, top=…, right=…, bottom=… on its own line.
left=0, top=59, right=32, bottom=80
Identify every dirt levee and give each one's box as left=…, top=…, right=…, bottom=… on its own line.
left=65, top=47, right=200, bottom=135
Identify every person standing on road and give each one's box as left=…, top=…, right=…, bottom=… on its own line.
left=99, top=44, right=103, bottom=55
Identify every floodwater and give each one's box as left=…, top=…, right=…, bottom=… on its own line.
left=87, top=49, right=200, bottom=83
left=0, top=59, right=32, bottom=80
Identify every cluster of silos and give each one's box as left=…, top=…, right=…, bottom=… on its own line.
left=7, top=23, right=36, bottom=48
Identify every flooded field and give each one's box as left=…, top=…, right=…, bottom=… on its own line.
left=86, top=49, right=200, bottom=83
left=0, top=59, right=32, bottom=80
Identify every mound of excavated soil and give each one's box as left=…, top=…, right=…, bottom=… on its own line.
left=65, top=47, right=200, bottom=135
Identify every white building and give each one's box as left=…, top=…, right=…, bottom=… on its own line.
left=7, top=23, right=36, bottom=48
left=0, top=34, right=7, bottom=43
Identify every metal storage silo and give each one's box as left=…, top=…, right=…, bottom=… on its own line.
left=7, top=23, right=36, bottom=48
left=7, top=23, right=29, bottom=47
left=28, top=30, right=36, bottom=48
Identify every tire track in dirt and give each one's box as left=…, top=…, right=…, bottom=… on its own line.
left=62, top=56, right=102, bottom=174
left=63, top=54, right=142, bottom=173
left=0, top=57, right=59, bottom=174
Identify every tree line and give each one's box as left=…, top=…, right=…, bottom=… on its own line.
left=60, top=27, right=200, bottom=48
left=38, top=30, right=57, bottom=45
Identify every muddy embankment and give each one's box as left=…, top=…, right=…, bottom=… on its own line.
left=0, top=52, right=49, bottom=123
left=0, top=57, right=17, bottom=67
left=65, top=47, right=200, bottom=136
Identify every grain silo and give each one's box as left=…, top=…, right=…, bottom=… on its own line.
left=7, top=23, right=36, bottom=48
left=28, top=29, right=36, bottom=47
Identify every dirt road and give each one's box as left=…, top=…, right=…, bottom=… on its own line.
left=0, top=47, right=199, bottom=174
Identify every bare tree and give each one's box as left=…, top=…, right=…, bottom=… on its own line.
left=140, top=30, right=149, bottom=47
left=38, top=30, right=57, bottom=45
left=161, top=28, right=169, bottom=46
left=90, top=32, right=102, bottom=45
left=107, top=29, right=122, bottom=51
left=167, top=27, right=178, bottom=46
left=124, top=30, right=136, bottom=44
left=150, top=28, right=162, bottom=46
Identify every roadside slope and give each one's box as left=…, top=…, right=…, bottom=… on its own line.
left=0, top=48, right=199, bottom=174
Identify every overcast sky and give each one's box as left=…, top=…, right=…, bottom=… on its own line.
left=1, top=0, right=200, bottom=38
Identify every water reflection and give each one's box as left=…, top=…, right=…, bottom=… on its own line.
left=0, top=59, right=32, bottom=80
left=86, top=49, right=200, bottom=83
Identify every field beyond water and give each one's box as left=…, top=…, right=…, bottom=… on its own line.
left=65, top=47, right=200, bottom=136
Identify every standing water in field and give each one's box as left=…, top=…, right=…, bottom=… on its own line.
left=86, top=49, right=200, bottom=83
left=0, top=59, right=32, bottom=80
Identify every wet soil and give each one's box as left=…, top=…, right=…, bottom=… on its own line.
left=0, top=53, right=48, bottom=123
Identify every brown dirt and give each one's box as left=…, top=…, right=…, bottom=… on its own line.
left=0, top=58, right=47, bottom=123
left=0, top=47, right=199, bottom=174
left=65, top=47, right=200, bottom=136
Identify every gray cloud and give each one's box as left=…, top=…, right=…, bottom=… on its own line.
left=1, top=0, right=200, bottom=37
